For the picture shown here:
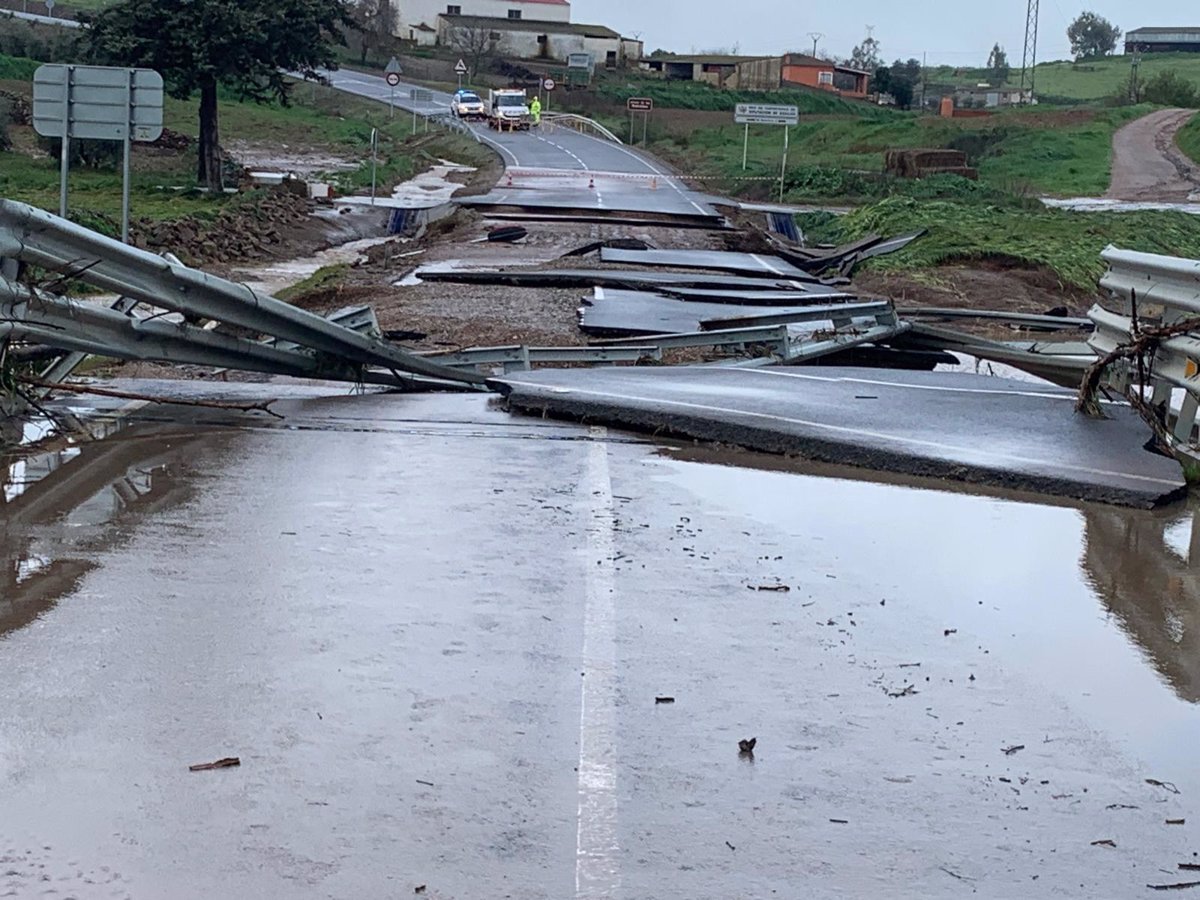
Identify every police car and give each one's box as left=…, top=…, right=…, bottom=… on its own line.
left=451, top=90, right=486, bottom=120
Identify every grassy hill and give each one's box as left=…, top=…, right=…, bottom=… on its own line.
left=930, top=53, right=1200, bottom=103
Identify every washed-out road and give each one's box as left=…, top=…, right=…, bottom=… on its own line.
left=1107, top=107, right=1200, bottom=202
left=2, top=383, right=1199, bottom=899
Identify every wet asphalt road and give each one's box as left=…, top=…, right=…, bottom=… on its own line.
left=2, top=384, right=1200, bottom=899
left=315, top=68, right=721, bottom=219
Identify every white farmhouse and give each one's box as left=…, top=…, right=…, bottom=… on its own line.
left=396, top=0, right=570, bottom=45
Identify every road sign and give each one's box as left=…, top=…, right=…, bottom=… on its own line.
left=44, top=0, right=54, bottom=11
left=543, top=78, right=556, bottom=92
left=385, top=57, right=402, bottom=76
left=385, top=72, right=401, bottom=87
left=33, top=64, right=164, bottom=242
left=454, top=59, right=469, bottom=75
left=627, top=97, right=653, bottom=112
left=734, top=103, right=799, bottom=126
left=34, top=64, right=164, bottom=142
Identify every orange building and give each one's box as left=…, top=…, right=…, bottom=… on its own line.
left=736, top=54, right=870, bottom=99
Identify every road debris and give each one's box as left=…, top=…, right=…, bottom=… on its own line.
left=188, top=757, right=241, bottom=772
left=944, top=628, right=958, bottom=636
left=829, top=819, right=849, bottom=824
left=1148, top=881, right=1200, bottom=892
left=1147, top=779, right=1182, bottom=794
left=1091, top=839, right=1117, bottom=848
left=887, top=685, right=918, bottom=699
left=414, top=885, right=427, bottom=894
left=655, top=696, right=675, bottom=704
left=1002, top=744, right=1026, bottom=756
left=725, top=841, right=736, bottom=851
left=738, top=737, right=757, bottom=755
left=755, top=584, right=790, bottom=593
left=1168, top=819, right=1187, bottom=825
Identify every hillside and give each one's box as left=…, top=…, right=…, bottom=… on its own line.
left=929, top=53, right=1200, bottom=103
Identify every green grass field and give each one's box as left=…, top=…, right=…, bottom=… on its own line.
left=1179, top=114, right=1200, bottom=166
left=1, top=56, right=487, bottom=220
left=639, top=105, right=1147, bottom=199
left=927, top=53, right=1200, bottom=102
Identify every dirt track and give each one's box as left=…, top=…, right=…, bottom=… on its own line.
left=1107, top=108, right=1200, bottom=201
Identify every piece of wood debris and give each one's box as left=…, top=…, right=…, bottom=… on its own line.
left=738, top=738, right=757, bottom=754
left=189, top=757, right=241, bottom=772
left=887, top=685, right=918, bottom=698
left=756, top=584, right=790, bottom=592
left=1091, top=839, right=1117, bottom=848
left=1002, top=744, right=1026, bottom=756
left=1147, top=881, right=1200, bottom=891
left=1180, top=865, right=1200, bottom=872
left=1147, top=779, right=1182, bottom=794
left=829, top=818, right=849, bottom=824
left=1168, top=819, right=1187, bottom=825
left=655, top=696, right=675, bottom=705
left=414, top=886, right=426, bottom=894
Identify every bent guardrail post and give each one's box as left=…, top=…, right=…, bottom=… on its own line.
left=0, top=199, right=486, bottom=387
left=1089, top=245, right=1200, bottom=455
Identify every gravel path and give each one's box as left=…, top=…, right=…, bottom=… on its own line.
left=1106, top=108, right=1200, bottom=201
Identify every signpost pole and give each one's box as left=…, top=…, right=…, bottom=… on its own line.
left=742, top=123, right=749, bottom=171
left=58, top=66, right=71, bottom=218
left=629, top=109, right=634, bottom=143
left=370, top=128, right=378, bottom=206
left=642, top=110, right=648, bottom=146
left=121, top=68, right=133, bottom=242
left=389, top=85, right=394, bottom=119
left=780, top=124, right=790, bottom=203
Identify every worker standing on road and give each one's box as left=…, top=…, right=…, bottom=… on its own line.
left=530, top=96, right=542, bottom=127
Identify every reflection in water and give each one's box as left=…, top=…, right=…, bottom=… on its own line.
left=1082, top=502, right=1200, bottom=703
left=0, top=415, right=215, bottom=638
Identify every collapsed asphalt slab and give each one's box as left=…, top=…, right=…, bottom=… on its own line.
left=492, top=366, right=1188, bottom=508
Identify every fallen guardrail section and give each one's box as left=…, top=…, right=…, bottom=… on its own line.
left=0, top=199, right=487, bottom=395
left=1085, top=246, right=1200, bottom=462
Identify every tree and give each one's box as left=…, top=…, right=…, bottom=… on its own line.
left=88, top=0, right=353, bottom=191
left=1067, top=11, right=1121, bottom=60
left=447, top=23, right=500, bottom=80
left=884, top=57, right=922, bottom=109
left=354, top=0, right=398, bottom=67
left=850, top=36, right=882, bottom=74
left=986, top=43, right=1010, bottom=86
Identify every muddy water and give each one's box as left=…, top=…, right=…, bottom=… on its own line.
left=2, top=392, right=1199, bottom=897
left=660, top=447, right=1200, bottom=795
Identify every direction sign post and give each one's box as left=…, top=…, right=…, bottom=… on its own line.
left=627, top=97, right=653, bottom=147
left=733, top=103, right=799, bottom=201
left=384, top=57, right=402, bottom=120
left=34, top=64, right=163, bottom=241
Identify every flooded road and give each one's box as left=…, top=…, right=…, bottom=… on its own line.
left=1, top=385, right=1198, bottom=898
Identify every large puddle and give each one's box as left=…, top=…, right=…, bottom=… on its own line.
left=659, top=447, right=1200, bottom=796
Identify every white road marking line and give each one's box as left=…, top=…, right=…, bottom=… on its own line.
left=576, top=429, right=621, bottom=898
left=738, top=368, right=1081, bottom=401
left=498, top=382, right=1182, bottom=487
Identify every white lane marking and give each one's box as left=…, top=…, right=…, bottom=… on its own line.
left=565, top=131, right=712, bottom=216
left=576, top=429, right=621, bottom=898
left=748, top=253, right=789, bottom=276
left=737, top=368, right=1082, bottom=401
left=499, top=382, right=1182, bottom=487
left=476, top=130, right=521, bottom=166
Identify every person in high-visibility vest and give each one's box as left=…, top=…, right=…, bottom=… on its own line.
left=530, top=96, right=542, bottom=127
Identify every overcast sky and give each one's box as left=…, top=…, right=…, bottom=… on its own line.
left=570, top=0, right=1190, bottom=65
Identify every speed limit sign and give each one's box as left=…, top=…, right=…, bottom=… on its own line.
left=385, top=72, right=401, bottom=87
left=543, top=78, right=556, bottom=91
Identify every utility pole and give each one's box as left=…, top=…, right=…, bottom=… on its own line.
left=1020, top=0, right=1040, bottom=103
left=807, top=32, right=824, bottom=58
left=1130, top=46, right=1142, bottom=103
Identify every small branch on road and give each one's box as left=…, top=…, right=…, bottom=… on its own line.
left=18, top=377, right=285, bottom=419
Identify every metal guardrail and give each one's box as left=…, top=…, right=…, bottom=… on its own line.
left=1090, top=245, right=1200, bottom=448
left=0, top=199, right=485, bottom=388
left=425, top=343, right=661, bottom=373
left=541, top=113, right=623, bottom=144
